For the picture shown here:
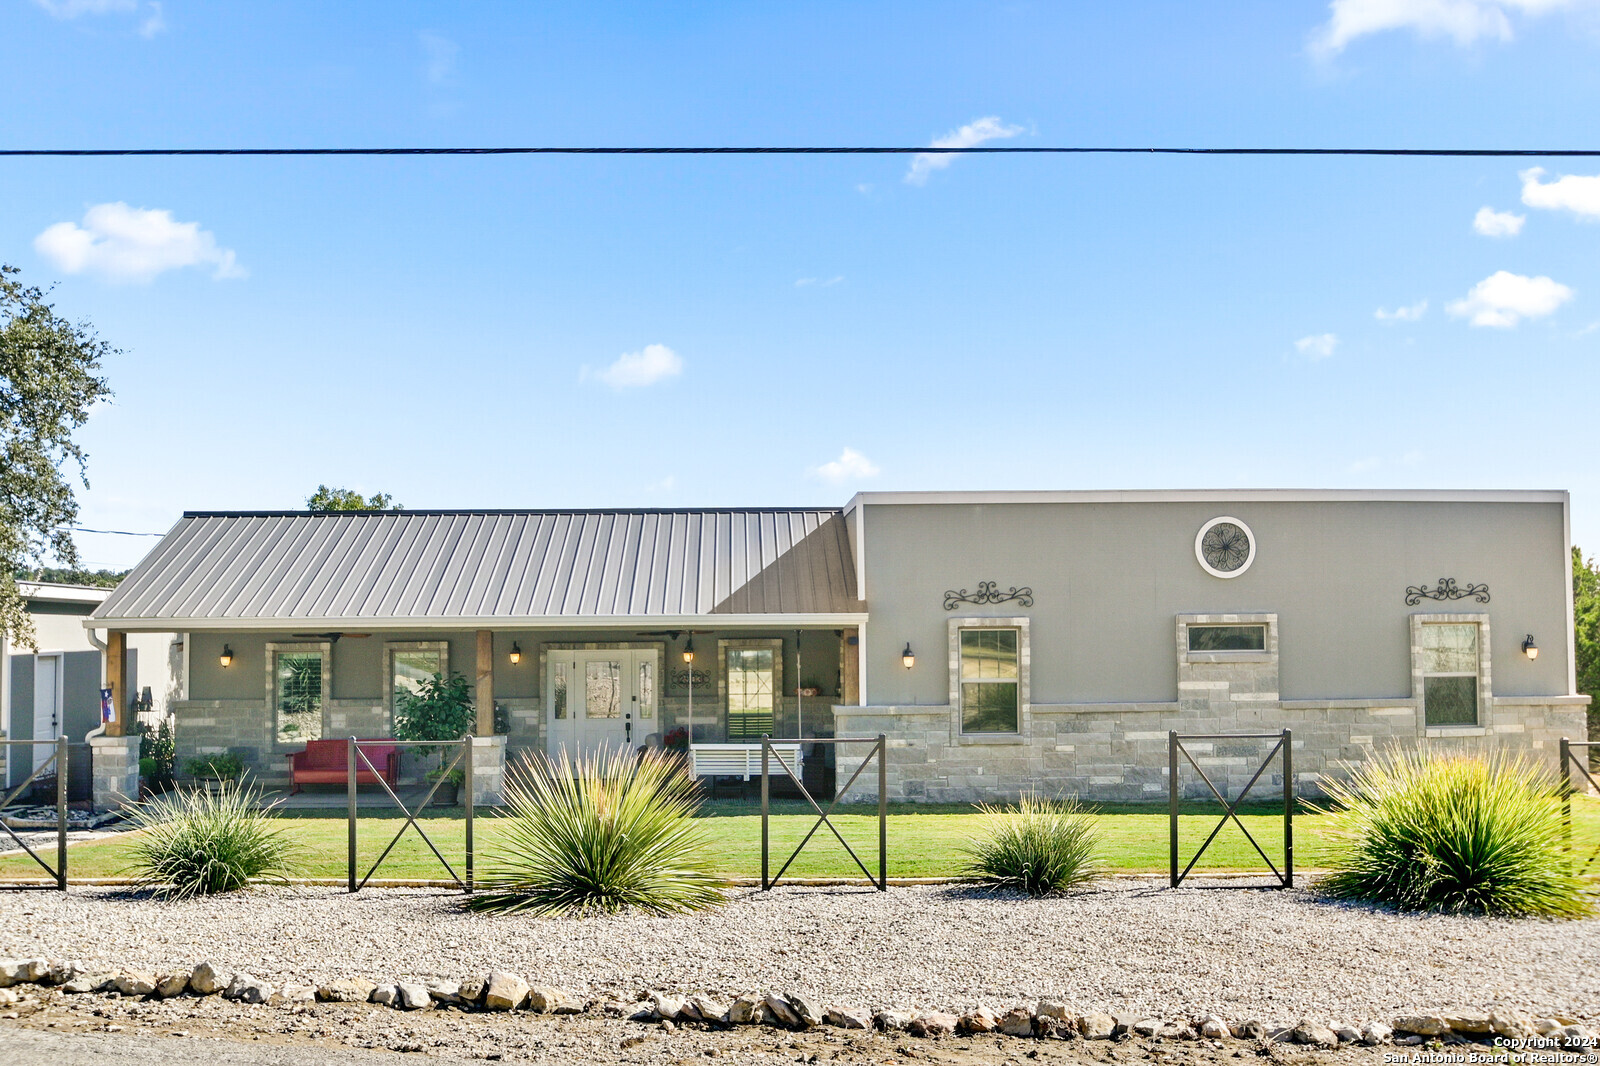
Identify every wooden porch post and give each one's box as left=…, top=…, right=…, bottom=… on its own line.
left=841, top=628, right=860, bottom=706
left=475, top=630, right=494, bottom=736
left=105, top=631, right=128, bottom=736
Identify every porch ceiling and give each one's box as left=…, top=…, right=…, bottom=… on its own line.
left=90, top=509, right=863, bottom=630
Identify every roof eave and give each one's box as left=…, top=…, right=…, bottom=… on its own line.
left=82, top=611, right=870, bottom=633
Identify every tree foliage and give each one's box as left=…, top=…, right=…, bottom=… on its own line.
left=306, top=485, right=400, bottom=511
left=12, top=565, right=128, bottom=588
left=393, top=671, right=476, bottom=742
left=0, top=265, right=115, bottom=648
left=1576, top=546, right=1600, bottom=743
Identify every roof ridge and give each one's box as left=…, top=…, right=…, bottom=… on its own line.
left=183, top=507, right=846, bottom=518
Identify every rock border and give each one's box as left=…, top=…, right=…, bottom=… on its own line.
left=1, top=956, right=1593, bottom=1051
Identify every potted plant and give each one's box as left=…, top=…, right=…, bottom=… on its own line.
left=663, top=726, right=689, bottom=754
left=426, top=765, right=466, bottom=806
left=184, top=752, right=244, bottom=792
left=393, top=671, right=475, bottom=785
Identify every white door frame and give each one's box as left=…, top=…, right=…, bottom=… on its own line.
left=32, top=653, right=63, bottom=772
left=545, top=647, right=659, bottom=760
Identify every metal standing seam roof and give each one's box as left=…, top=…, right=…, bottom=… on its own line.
left=90, top=510, right=862, bottom=628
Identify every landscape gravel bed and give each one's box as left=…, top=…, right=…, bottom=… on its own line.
left=1, top=879, right=1596, bottom=1026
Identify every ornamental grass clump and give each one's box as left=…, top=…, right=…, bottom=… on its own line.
left=1318, top=746, right=1594, bottom=918
left=123, top=782, right=297, bottom=898
left=963, top=794, right=1103, bottom=896
left=467, top=746, right=725, bottom=916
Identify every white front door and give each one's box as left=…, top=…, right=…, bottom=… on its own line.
left=33, top=655, right=61, bottom=772
left=546, top=649, right=658, bottom=761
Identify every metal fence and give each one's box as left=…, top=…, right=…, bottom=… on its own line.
left=1168, top=730, right=1293, bottom=889
left=0, top=738, right=68, bottom=890
left=760, top=734, right=887, bottom=891
left=1559, top=738, right=1600, bottom=873
left=346, top=737, right=474, bottom=893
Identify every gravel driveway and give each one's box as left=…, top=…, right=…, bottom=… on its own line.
left=2, top=880, right=1596, bottom=1028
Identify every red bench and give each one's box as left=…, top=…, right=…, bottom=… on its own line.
left=289, top=739, right=400, bottom=794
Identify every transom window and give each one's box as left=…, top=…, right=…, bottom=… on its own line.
left=1420, top=622, right=1480, bottom=727
left=959, top=628, right=1020, bottom=734
left=1187, top=625, right=1266, bottom=652
left=726, top=648, right=775, bottom=740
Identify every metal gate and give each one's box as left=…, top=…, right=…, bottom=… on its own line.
left=347, top=737, right=474, bottom=892
left=0, top=738, right=68, bottom=889
left=760, top=735, right=887, bottom=891
left=1559, top=737, right=1600, bottom=872
left=1168, top=730, right=1293, bottom=888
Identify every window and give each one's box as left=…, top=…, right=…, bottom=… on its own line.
left=391, top=646, right=445, bottom=703
left=586, top=660, right=621, bottom=718
left=959, top=628, right=1019, bottom=734
left=726, top=647, right=775, bottom=740
left=638, top=660, right=655, bottom=719
left=1420, top=622, right=1480, bottom=726
left=273, top=650, right=323, bottom=745
left=552, top=661, right=568, bottom=719
left=1187, top=625, right=1266, bottom=652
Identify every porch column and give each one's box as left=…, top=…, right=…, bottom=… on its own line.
left=472, top=629, right=506, bottom=806
left=841, top=628, right=860, bottom=706
left=92, top=630, right=140, bottom=810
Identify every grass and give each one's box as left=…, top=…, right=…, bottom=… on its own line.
left=7, top=792, right=1600, bottom=884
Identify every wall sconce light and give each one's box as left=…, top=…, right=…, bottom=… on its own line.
left=1523, top=634, right=1539, bottom=660
left=509, top=642, right=522, bottom=665
left=219, top=644, right=233, bottom=668
left=682, top=637, right=695, bottom=664
left=902, top=642, right=915, bottom=670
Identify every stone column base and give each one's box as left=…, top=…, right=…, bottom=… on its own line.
left=470, top=735, right=508, bottom=807
left=90, top=734, right=142, bottom=811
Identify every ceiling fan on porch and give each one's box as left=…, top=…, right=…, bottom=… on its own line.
left=290, top=632, right=372, bottom=642
left=636, top=629, right=714, bottom=639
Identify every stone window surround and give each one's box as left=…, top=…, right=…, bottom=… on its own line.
left=383, top=640, right=449, bottom=719
left=1177, top=613, right=1277, bottom=665
left=718, top=638, right=784, bottom=738
left=947, top=616, right=1031, bottom=744
left=1410, top=612, right=1493, bottom=736
left=264, top=641, right=331, bottom=753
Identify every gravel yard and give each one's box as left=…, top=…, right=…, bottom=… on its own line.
left=2, top=880, right=1597, bottom=1028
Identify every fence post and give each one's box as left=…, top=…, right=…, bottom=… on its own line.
left=56, top=736, right=69, bottom=891
left=1168, top=731, right=1179, bottom=888
left=877, top=734, right=888, bottom=891
left=347, top=737, right=358, bottom=893
left=1562, top=737, right=1573, bottom=854
left=464, top=735, right=475, bottom=893
left=1282, top=729, right=1293, bottom=889
left=760, top=738, right=770, bottom=891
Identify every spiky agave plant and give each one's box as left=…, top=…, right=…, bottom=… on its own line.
left=963, top=793, right=1103, bottom=896
left=467, top=746, right=725, bottom=916
left=1318, top=746, right=1594, bottom=918
left=123, top=781, right=297, bottom=898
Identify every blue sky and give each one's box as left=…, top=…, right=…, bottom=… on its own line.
left=4, top=1, right=1600, bottom=569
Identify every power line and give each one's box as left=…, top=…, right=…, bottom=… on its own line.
left=2, top=145, right=1599, bottom=158
left=73, top=526, right=165, bottom=536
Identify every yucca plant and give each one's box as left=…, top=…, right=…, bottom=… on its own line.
left=467, top=746, right=725, bottom=916
left=1318, top=746, right=1594, bottom=918
left=963, top=794, right=1103, bottom=896
left=123, top=781, right=297, bottom=898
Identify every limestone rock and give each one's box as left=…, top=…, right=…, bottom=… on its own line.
left=1444, top=1010, right=1493, bottom=1034
left=153, top=972, right=189, bottom=999
left=190, top=961, right=232, bottom=996
left=1333, top=1025, right=1361, bottom=1044
left=1361, top=1021, right=1394, bottom=1046
left=317, top=977, right=377, bottom=1003
left=113, top=971, right=158, bottom=997
left=0, top=958, right=47, bottom=987
left=999, top=1009, right=1036, bottom=1037
left=1232, top=1020, right=1266, bottom=1041
left=909, top=1012, right=959, bottom=1038
left=457, top=976, right=487, bottom=1006
left=530, top=985, right=581, bottom=1014
left=47, top=960, right=83, bottom=985
left=648, top=991, right=686, bottom=1021
left=1112, top=1014, right=1140, bottom=1038
left=1491, top=1010, right=1534, bottom=1039
left=1290, top=1022, right=1339, bottom=1048
left=62, top=973, right=114, bottom=994
left=1394, top=1015, right=1450, bottom=1037
left=1131, top=1018, right=1162, bottom=1038
left=684, top=993, right=730, bottom=1024
left=877, top=1009, right=917, bottom=1032
left=1198, top=1016, right=1229, bottom=1040
left=427, top=980, right=463, bottom=1007
left=0, top=989, right=16, bottom=1006
left=825, top=1006, right=872, bottom=1030
left=1536, top=1019, right=1564, bottom=1036
left=1038, top=1016, right=1080, bottom=1040
left=1560, top=1026, right=1596, bottom=1048
left=1079, top=1012, right=1116, bottom=1039
left=763, top=993, right=801, bottom=1028
left=370, top=984, right=400, bottom=1007
left=728, top=995, right=761, bottom=1025
left=224, top=973, right=271, bottom=1005
left=1157, top=1023, right=1197, bottom=1041
left=397, top=983, right=432, bottom=1011
left=787, top=992, right=823, bottom=1029
left=484, top=972, right=529, bottom=1011
left=1037, top=999, right=1074, bottom=1022
left=958, top=1007, right=999, bottom=1034
left=268, top=983, right=316, bottom=1007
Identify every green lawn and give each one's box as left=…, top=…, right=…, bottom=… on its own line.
left=6, top=796, right=1600, bottom=883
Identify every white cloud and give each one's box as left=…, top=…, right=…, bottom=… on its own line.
left=795, top=276, right=843, bottom=288
left=1310, top=0, right=1577, bottom=57
left=593, top=343, right=683, bottom=388
left=1375, top=299, right=1429, bottom=321
left=1447, top=269, right=1573, bottom=327
left=1295, top=333, right=1340, bottom=359
left=34, top=202, right=243, bottom=283
left=1520, top=166, right=1600, bottom=219
left=33, top=0, right=165, bottom=36
left=138, top=1, right=162, bottom=37
left=905, top=116, right=1024, bottom=185
left=1473, top=206, right=1525, bottom=237
left=419, top=31, right=458, bottom=85
left=811, top=447, right=880, bottom=484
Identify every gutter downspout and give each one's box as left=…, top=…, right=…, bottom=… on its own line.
left=85, top=628, right=108, bottom=743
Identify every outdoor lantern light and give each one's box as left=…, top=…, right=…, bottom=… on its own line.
left=509, top=642, right=522, bottom=665
left=1523, top=634, right=1539, bottom=660
left=219, top=644, right=233, bottom=668
left=682, top=637, right=695, bottom=664
left=902, top=642, right=915, bottom=670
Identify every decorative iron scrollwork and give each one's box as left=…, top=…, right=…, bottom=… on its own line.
left=669, top=668, right=712, bottom=688
left=943, top=581, right=1034, bottom=611
left=1404, top=578, right=1490, bottom=606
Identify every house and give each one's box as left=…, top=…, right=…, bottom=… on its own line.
left=2, top=582, right=178, bottom=794
left=79, top=490, right=1588, bottom=808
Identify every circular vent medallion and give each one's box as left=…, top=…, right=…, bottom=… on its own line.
left=1195, top=516, right=1255, bottom=579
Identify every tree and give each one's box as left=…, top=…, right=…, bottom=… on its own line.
left=13, top=565, right=129, bottom=588
left=1576, top=546, right=1600, bottom=744
left=1, top=265, right=115, bottom=649
left=306, top=485, right=401, bottom=511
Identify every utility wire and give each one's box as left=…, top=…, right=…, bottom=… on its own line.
left=73, top=526, right=165, bottom=536
left=3, top=146, right=1600, bottom=158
